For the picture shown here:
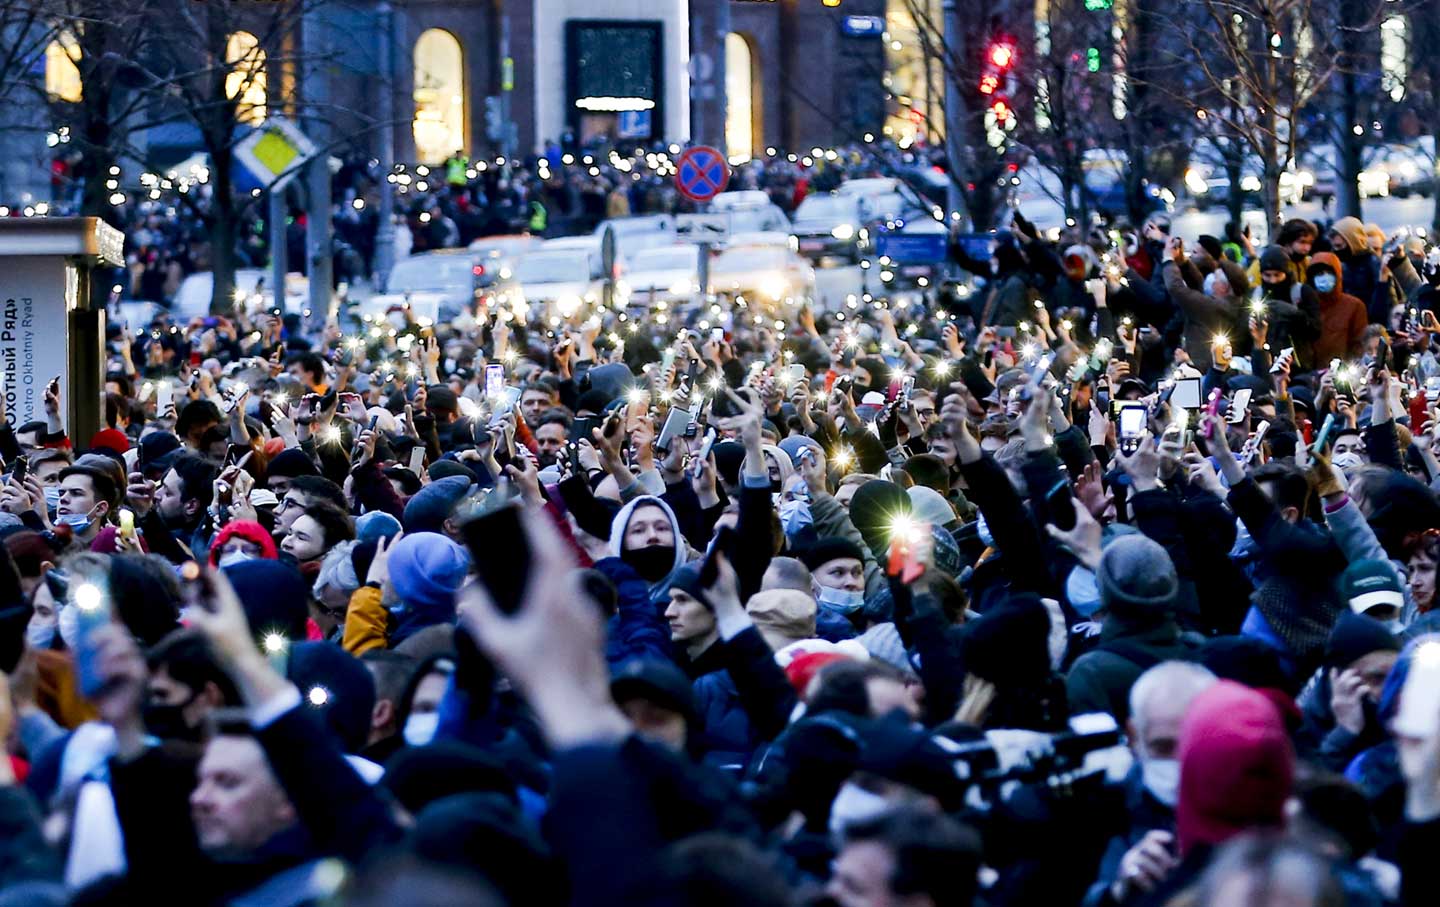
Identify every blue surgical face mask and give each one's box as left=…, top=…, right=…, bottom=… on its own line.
left=26, top=617, right=55, bottom=650
left=779, top=500, right=813, bottom=535
left=1313, top=274, right=1337, bottom=293
left=58, top=507, right=95, bottom=534
left=57, top=605, right=80, bottom=650
left=816, top=585, right=865, bottom=614
left=43, top=486, right=61, bottom=510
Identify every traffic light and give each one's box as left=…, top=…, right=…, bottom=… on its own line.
left=821, top=0, right=841, bottom=6
left=990, top=99, right=1012, bottom=123
left=989, top=43, right=1014, bottom=70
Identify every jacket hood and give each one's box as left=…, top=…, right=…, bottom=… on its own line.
left=1331, top=216, right=1368, bottom=256
left=607, top=495, right=687, bottom=593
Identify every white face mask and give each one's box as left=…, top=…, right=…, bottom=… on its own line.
left=828, top=781, right=891, bottom=839
left=403, top=711, right=440, bottom=747
left=57, top=604, right=80, bottom=651
left=26, top=617, right=56, bottom=650
left=1332, top=451, right=1365, bottom=473
left=217, top=551, right=256, bottom=568
left=1141, top=756, right=1181, bottom=808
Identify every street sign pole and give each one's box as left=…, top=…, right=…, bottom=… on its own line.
left=270, top=186, right=287, bottom=315
left=500, top=15, right=514, bottom=171
left=374, top=0, right=397, bottom=292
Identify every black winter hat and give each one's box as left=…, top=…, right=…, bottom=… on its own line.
left=286, top=641, right=377, bottom=753
left=798, top=537, right=867, bottom=572
left=1324, top=611, right=1400, bottom=671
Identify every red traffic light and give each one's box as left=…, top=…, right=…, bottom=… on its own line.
left=979, top=74, right=999, bottom=95
left=989, top=44, right=1013, bottom=69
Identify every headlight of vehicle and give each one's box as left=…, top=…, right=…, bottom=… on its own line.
left=832, top=223, right=856, bottom=241
left=760, top=274, right=788, bottom=301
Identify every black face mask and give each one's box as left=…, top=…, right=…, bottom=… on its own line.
left=143, top=695, right=201, bottom=742
left=622, top=545, right=677, bottom=583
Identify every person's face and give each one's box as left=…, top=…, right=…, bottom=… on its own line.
left=619, top=699, right=688, bottom=752
left=1289, top=235, right=1313, bottom=257
left=535, top=423, right=567, bottom=466
left=148, top=664, right=214, bottom=731
left=1132, top=693, right=1190, bottom=761
left=312, top=582, right=350, bottom=633
left=928, top=436, right=957, bottom=467
left=911, top=394, right=937, bottom=429
left=28, top=580, right=57, bottom=630
left=624, top=504, right=675, bottom=551
left=56, top=474, right=103, bottom=522
left=664, top=589, right=716, bottom=643
left=1408, top=548, right=1436, bottom=610
left=279, top=514, right=326, bottom=563
left=190, top=736, right=296, bottom=859
left=1331, top=435, right=1366, bottom=463
left=827, top=840, right=900, bottom=907
left=1260, top=269, right=1289, bottom=287
left=814, top=557, right=864, bottom=593
left=276, top=490, right=314, bottom=534
left=156, top=468, right=190, bottom=523
left=410, top=670, right=449, bottom=716
left=520, top=390, right=553, bottom=423
left=34, top=458, right=66, bottom=487
left=781, top=475, right=810, bottom=505
left=866, top=676, right=920, bottom=720
left=1329, top=231, right=1347, bottom=253
left=835, top=483, right=862, bottom=509
left=269, top=475, right=295, bottom=497
left=1347, top=649, right=1398, bottom=701
left=217, top=537, right=265, bottom=561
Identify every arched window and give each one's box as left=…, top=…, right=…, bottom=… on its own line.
left=226, top=31, right=267, bottom=124
left=725, top=33, right=757, bottom=163
left=413, top=29, right=466, bottom=165
left=45, top=32, right=82, bottom=103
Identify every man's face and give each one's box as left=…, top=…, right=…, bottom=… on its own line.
left=269, top=475, right=295, bottom=497
left=279, top=514, right=325, bottom=562
left=535, top=423, right=567, bottom=466
left=1132, top=693, right=1190, bottom=761
left=1289, top=236, right=1313, bottom=257
left=520, top=389, right=553, bottom=424
left=814, top=557, right=864, bottom=593
left=619, top=699, right=687, bottom=752
left=276, top=490, right=315, bottom=535
left=664, top=589, right=716, bottom=643
left=624, top=504, right=675, bottom=551
left=190, top=736, right=296, bottom=859
left=835, top=483, right=862, bottom=509
left=57, top=474, right=102, bottom=522
left=148, top=665, right=212, bottom=732
left=1348, top=649, right=1399, bottom=702
left=1260, top=269, right=1289, bottom=287
left=156, top=468, right=190, bottom=523
left=1329, top=231, right=1347, bottom=253
left=827, top=840, right=899, bottom=907
left=911, top=393, right=937, bottom=430
left=1331, top=434, right=1367, bottom=470
left=34, top=458, right=66, bottom=487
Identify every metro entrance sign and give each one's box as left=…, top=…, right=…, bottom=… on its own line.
left=674, top=145, right=730, bottom=202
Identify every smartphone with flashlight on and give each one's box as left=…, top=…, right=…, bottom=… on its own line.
left=1118, top=403, right=1147, bottom=454
left=457, top=483, right=531, bottom=616
left=70, top=575, right=114, bottom=698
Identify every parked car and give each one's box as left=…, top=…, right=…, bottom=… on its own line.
left=467, top=235, right=543, bottom=288
left=494, top=240, right=611, bottom=318
left=618, top=245, right=702, bottom=309
left=709, top=243, right=815, bottom=306
left=791, top=193, right=871, bottom=264
left=355, top=250, right=479, bottom=324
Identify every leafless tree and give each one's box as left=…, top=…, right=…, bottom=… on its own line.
left=1152, top=0, right=1379, bottom=231
left=38, top=0, right=379, bottom=313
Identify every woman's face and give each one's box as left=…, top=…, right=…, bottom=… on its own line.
left=1409, top=548, right=1437, bottom=611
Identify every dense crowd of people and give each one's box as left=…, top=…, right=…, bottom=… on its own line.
left=3, top=189, right=1440, bottom=907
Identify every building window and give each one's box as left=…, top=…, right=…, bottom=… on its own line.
left=225, top=31, right=267, bottom=124
left=413, top=28, right=466, bottom=165
left=726, top=33, right=757, bottom=163
left=884, top=0, right=941, bottom=146
left=1381, top=16, right=1407, bottom=102
left=45, top=32, right=82, bottom=102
